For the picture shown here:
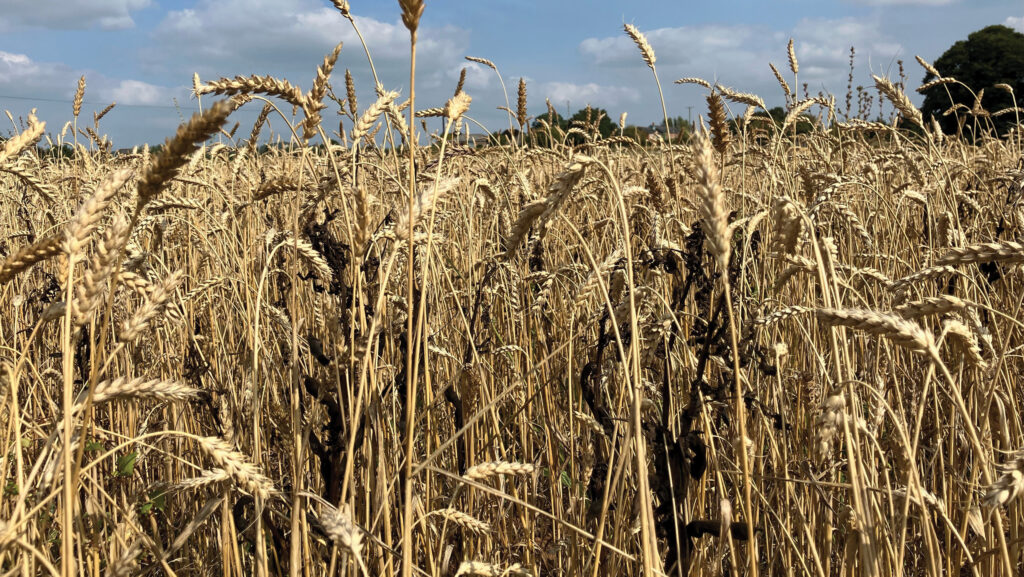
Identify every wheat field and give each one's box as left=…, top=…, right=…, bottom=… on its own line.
left=2, top=3, right=1024, bottom=576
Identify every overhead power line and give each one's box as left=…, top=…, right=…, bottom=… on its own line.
left=0, top=92, right=264, bottom=113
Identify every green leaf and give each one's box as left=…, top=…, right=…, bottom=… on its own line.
left=85, top=440, right=105, bottom=452
left=139, top=490, right=166, bottom=515
left=116, top=451, right=138, bottom=477
left=560, top=469, right=572, bottom=489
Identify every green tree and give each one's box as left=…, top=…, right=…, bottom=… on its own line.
left=622, top=125, right=649, bottom=145
left=659, top=116, right=693, bottom=141
left=532, top=110, right=567, bottom=131
left=750, top=106, right=816, bottom=135
left=568, top=107, right=616, bottom=139
left=920, top=25, right=1024, bottom=136
left=531, top=110, right=567, bottom=147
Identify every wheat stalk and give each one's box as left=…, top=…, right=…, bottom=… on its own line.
left=716, top=84, right=765, bottom=110
left=74, top=214, right=130, bottom=326
left=942, top=318, right=989, bottom=370
left=73, top=76, right=86, bottom=118
left=177, top=468, right=231, bottom=490
left=395, top=177, right=461, bottom=241
left=398, top=0, right=423, bottom=32
left=769, top=63, right=792, bottom=99
left=888, top=265, right=958, bottom=294
left=303, top=42, right=343, bottom=140
left=465, top=56, right=497, bottom=71
left=706, top=92, right=731, bottom=155
left=675, top=77, right=712, bottom=89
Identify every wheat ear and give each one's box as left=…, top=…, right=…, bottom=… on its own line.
left=137, top=100, right=232, bottom=211
left=694, top=132, right=731, bottom=269
left=937, top=241, right=1024, bottom=267
left=814, top=308, right=934, bottom=354
left=320, top=503, right=366, bottom=572
left=0, top=235, right=63, bottom=285
left=429, top=508, right=491, bottom=535
left=0, top=111, right=45, bottom=164
left=464, top=461, right=535, bottom=481
left=984, top=451, right=1024, bottom=508
left=118, top=269, right=185, bottom=342
left=195, top=436, right=276, bottom=502
left=75, top=377, right=198, bottom=410
left=196, top=75, right=305, bottom=108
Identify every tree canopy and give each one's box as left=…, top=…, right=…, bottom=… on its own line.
left=920, top=25, right=1024, bottom=136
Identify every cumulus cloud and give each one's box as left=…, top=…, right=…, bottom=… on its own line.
left=578, top=16, right=904, bottom=110
left=540, top=81, right=641, bottom=110
left=149, top=0, right=467, bottom=86
left=141, top=0, right=493, bottom=132
left=0, top=50, right=176, bottom=110
left=0, top=0, right=151, bottom=30
left=581, top=24, right=761, bottom=69
left=0, top=50, right=76, bottom=97
left=100, top=79, right=167, bottom=106
left=792, top=17, right=902, bottom=83
left=448, top=62, right=493, bottom=92
left=1006, top=16, right=1024, bottom=33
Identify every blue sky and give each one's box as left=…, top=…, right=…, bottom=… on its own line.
left=0, top=0, right=1021, bottom=146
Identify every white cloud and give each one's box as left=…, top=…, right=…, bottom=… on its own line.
left=150, top=0, right=466, bottom=85
left=580, top=24, right=759, bottom=68
left=578, top=16, right=906, bottom=113
left=540, top=82, right=641, bottom=110
left=792, top=17, right=903, bottom=83
left=0, top=50, right=176, bottom=109
left=449, top=62, right=493, bottom=92
left=101, top=79, right=166, bottom=106
left=0, top=50, right=75, bottom=96
left=1006, top=16, right=1024, bottom=33
left=0, top=0, right=151, bottom=30
left=144, top=0, right=484, bottom=129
